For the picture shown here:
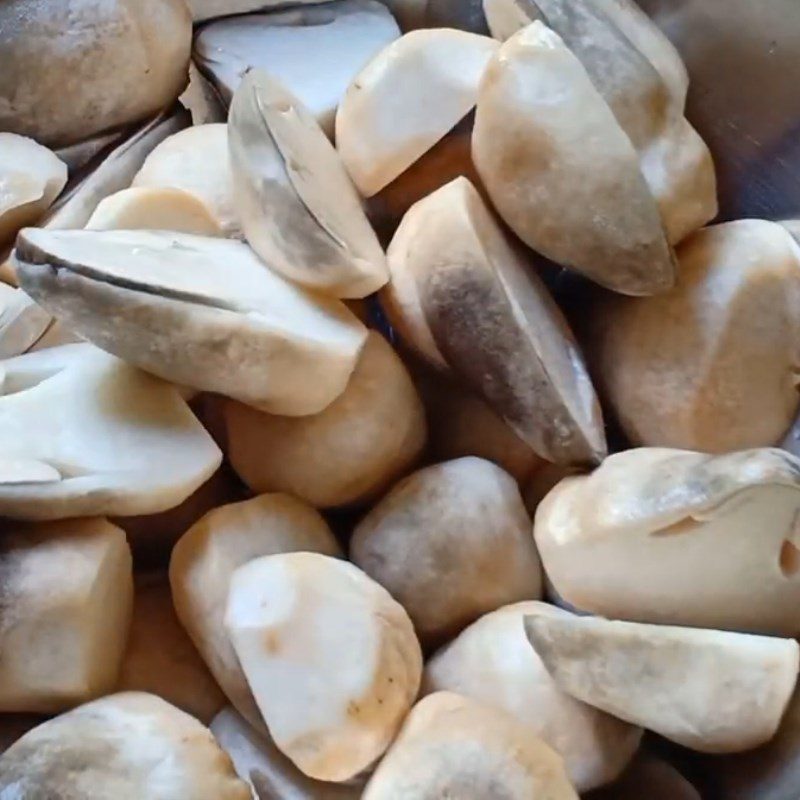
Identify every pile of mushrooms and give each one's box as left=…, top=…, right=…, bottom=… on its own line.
left=1, top=0, right=799, bottom=797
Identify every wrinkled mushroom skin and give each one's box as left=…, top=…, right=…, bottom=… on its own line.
left=589, top=220, right=800, bottom=452
left=536, top=447, right=800, bottom=635
left=0, top=0, right=192, bottom=148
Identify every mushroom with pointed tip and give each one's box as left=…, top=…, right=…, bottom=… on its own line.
left=0, top=517, right=133, bottom=713
left=362, top=691, right=579, bottom=799
left=423, top=602, right=642, bottom=791
left=351, top=457, right=542, bottom=648
left=0, top=693, right=251, bottom=799
left=14, top=228, right=368, bottom=415
left=524, top=610, right=800, bottom=753
left=228, top=70, right=388, bottom=298
left=384, top=176, right=606, bottom=465
left=0, top=344, right=220, bottom=519
left=589, top=220, right=800, bottom=452
left=170, top=494, right=342, bottom=733
left=224, top=552, right=422, bottom=781
left=223, top=331, right=426, bottom=509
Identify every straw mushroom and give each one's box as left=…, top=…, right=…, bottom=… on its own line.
left=0, top=518, right=133, bottom=713
left=525, top=611, right=800, bottom=753
left=362, top=692, right=579, bottom=799
left=351, top=457, right=542, bottom=647
left=0, top=693, right=250, bottom=800
left=424, top=602, right=642, bottom=791
left=225, top=552, right=422, bottom=781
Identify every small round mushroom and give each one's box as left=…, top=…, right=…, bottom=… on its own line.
left=170, top=493, right=342, bottom=732
left=350, top=457, right=542, bottom=647
left=224, top=552, right=423, bottom=782
left=423, top=602, right=642, bottom=791
left=589, top=219, right=800, bottom=452
left=362, top=691, right=579, bottom=799
left=0, top=517, right=133, bottom=713
left=0, top=692, right=250, bottom=799
left=224, top=331, right=426, bottom=508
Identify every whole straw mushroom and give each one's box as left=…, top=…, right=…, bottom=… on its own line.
left=362, top=692, right=579, bottom=799
left=224, top=552, right=423, bottom=781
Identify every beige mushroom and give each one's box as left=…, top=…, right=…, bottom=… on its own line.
left=211, top=706, right=364, bottom=799
left=224, top=331, right=426, bottom=508
left=589, top=220, right=800, bottom=452
left=351, top=457, right=542, bottom=647
left=0, top=134, right=67, bottom=246
left=0, top=344, right=220, bottom=519
left=170, top=493, right=342, bottom=732
left=336, top=29, right=499, bottom=196
left=362, top=691, right=579, bottom=799
left=0, top=693, right=250, bottom=799
left=0, top=0, right=191, bottom=147
left=525, top=611, right=800, bottom=753
left=228, top=71, right=388, bottom=298
left=14, top=228, right=368, bottom=415
left=116, top=574, right=225, bottom=724
left=588, top=754, right=701, bottom=800
left=384, top=176, right=606, bottom=465
left=0, top=284, right=52, bottom=358
left=225, top=552, right=422, bottom=781
left=0, top=517, right=133, bottom=713
left=423, top=602, right=642, bottom=791
left=133, top=124, right=240, bottom=237
left=472, top=22, right=675, bottom=295
left=535, top=447, right=800, bottom=635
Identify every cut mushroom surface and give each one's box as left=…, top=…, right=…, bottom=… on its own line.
left=473, top=22, right=676, bottom=295
left=589, top=219, right=800, bottom=452
left=225, top=552, right=423, bottom=782
left=525, top=611, right=800, bottom=753
left=351, top=457, right=542, bottom=647
left=170, top=493, right=342, bottom=732
left=0, top=517, right=133, bottom=713
left=384, top=176, right=606, bottom=465
left=423, top=602, right=642, bottom=791
left=0, top=343, right=220, bottom=519
left=228, top=70, right=388, bottom=298
left=362, top=691, right=579, bottom=799
left=0, top=693, right=251, bottom=800
left=336, top=29, right=499, bottom=196
left=14, top=228, right=368, bottom=415
left=195, top=1, right=399, bottom=136
left=535, top=447, right=800, bottom=634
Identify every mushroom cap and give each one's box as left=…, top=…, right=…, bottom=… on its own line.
left=363, top=692, right=579, bottom=799
left=0, top=692, right=251, bottom=800
left=224, top=552, right=422, bottom=781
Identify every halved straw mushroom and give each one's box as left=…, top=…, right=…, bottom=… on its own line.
left=336, top=29, right=499, bottom=197
left=224, top=552, right=422, bottom=781
left=535, top=447, right=800, bottom=635
left=223, top=332, right=426, bottom=508
left=170, top=494, right=341, bottom=732
left=589, top=220, right=800, bottom=452
left=384, top=176, right=606, bottom=465
left=0, top=284, right=53, bottom=358
left=211, top=706, right=364, bottom=799
left=351, top=457, right=542, bottom=648
left=423, top=602, right=642, bottom=791
left=472, top=22, right=676, bottom=295
left=228, top=70, right=388, bottom=298
left=0, top=134, right=67, bottom=246
left=0, top=0, right=191, bottom=147
left=14, top=228, right=368, bottom=415
left=0, top=693, right=250, bottom=800
left=116, top=574, right=225, bottom=724
left=0, top=518, right=133, bottom=713
left=195, top=1, right=399, bottom=136
left=362, top=692, right=579, bottom=799
left=0, top=344, right=220, bottom=519
left=524, top=611, right=800, bottom=753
